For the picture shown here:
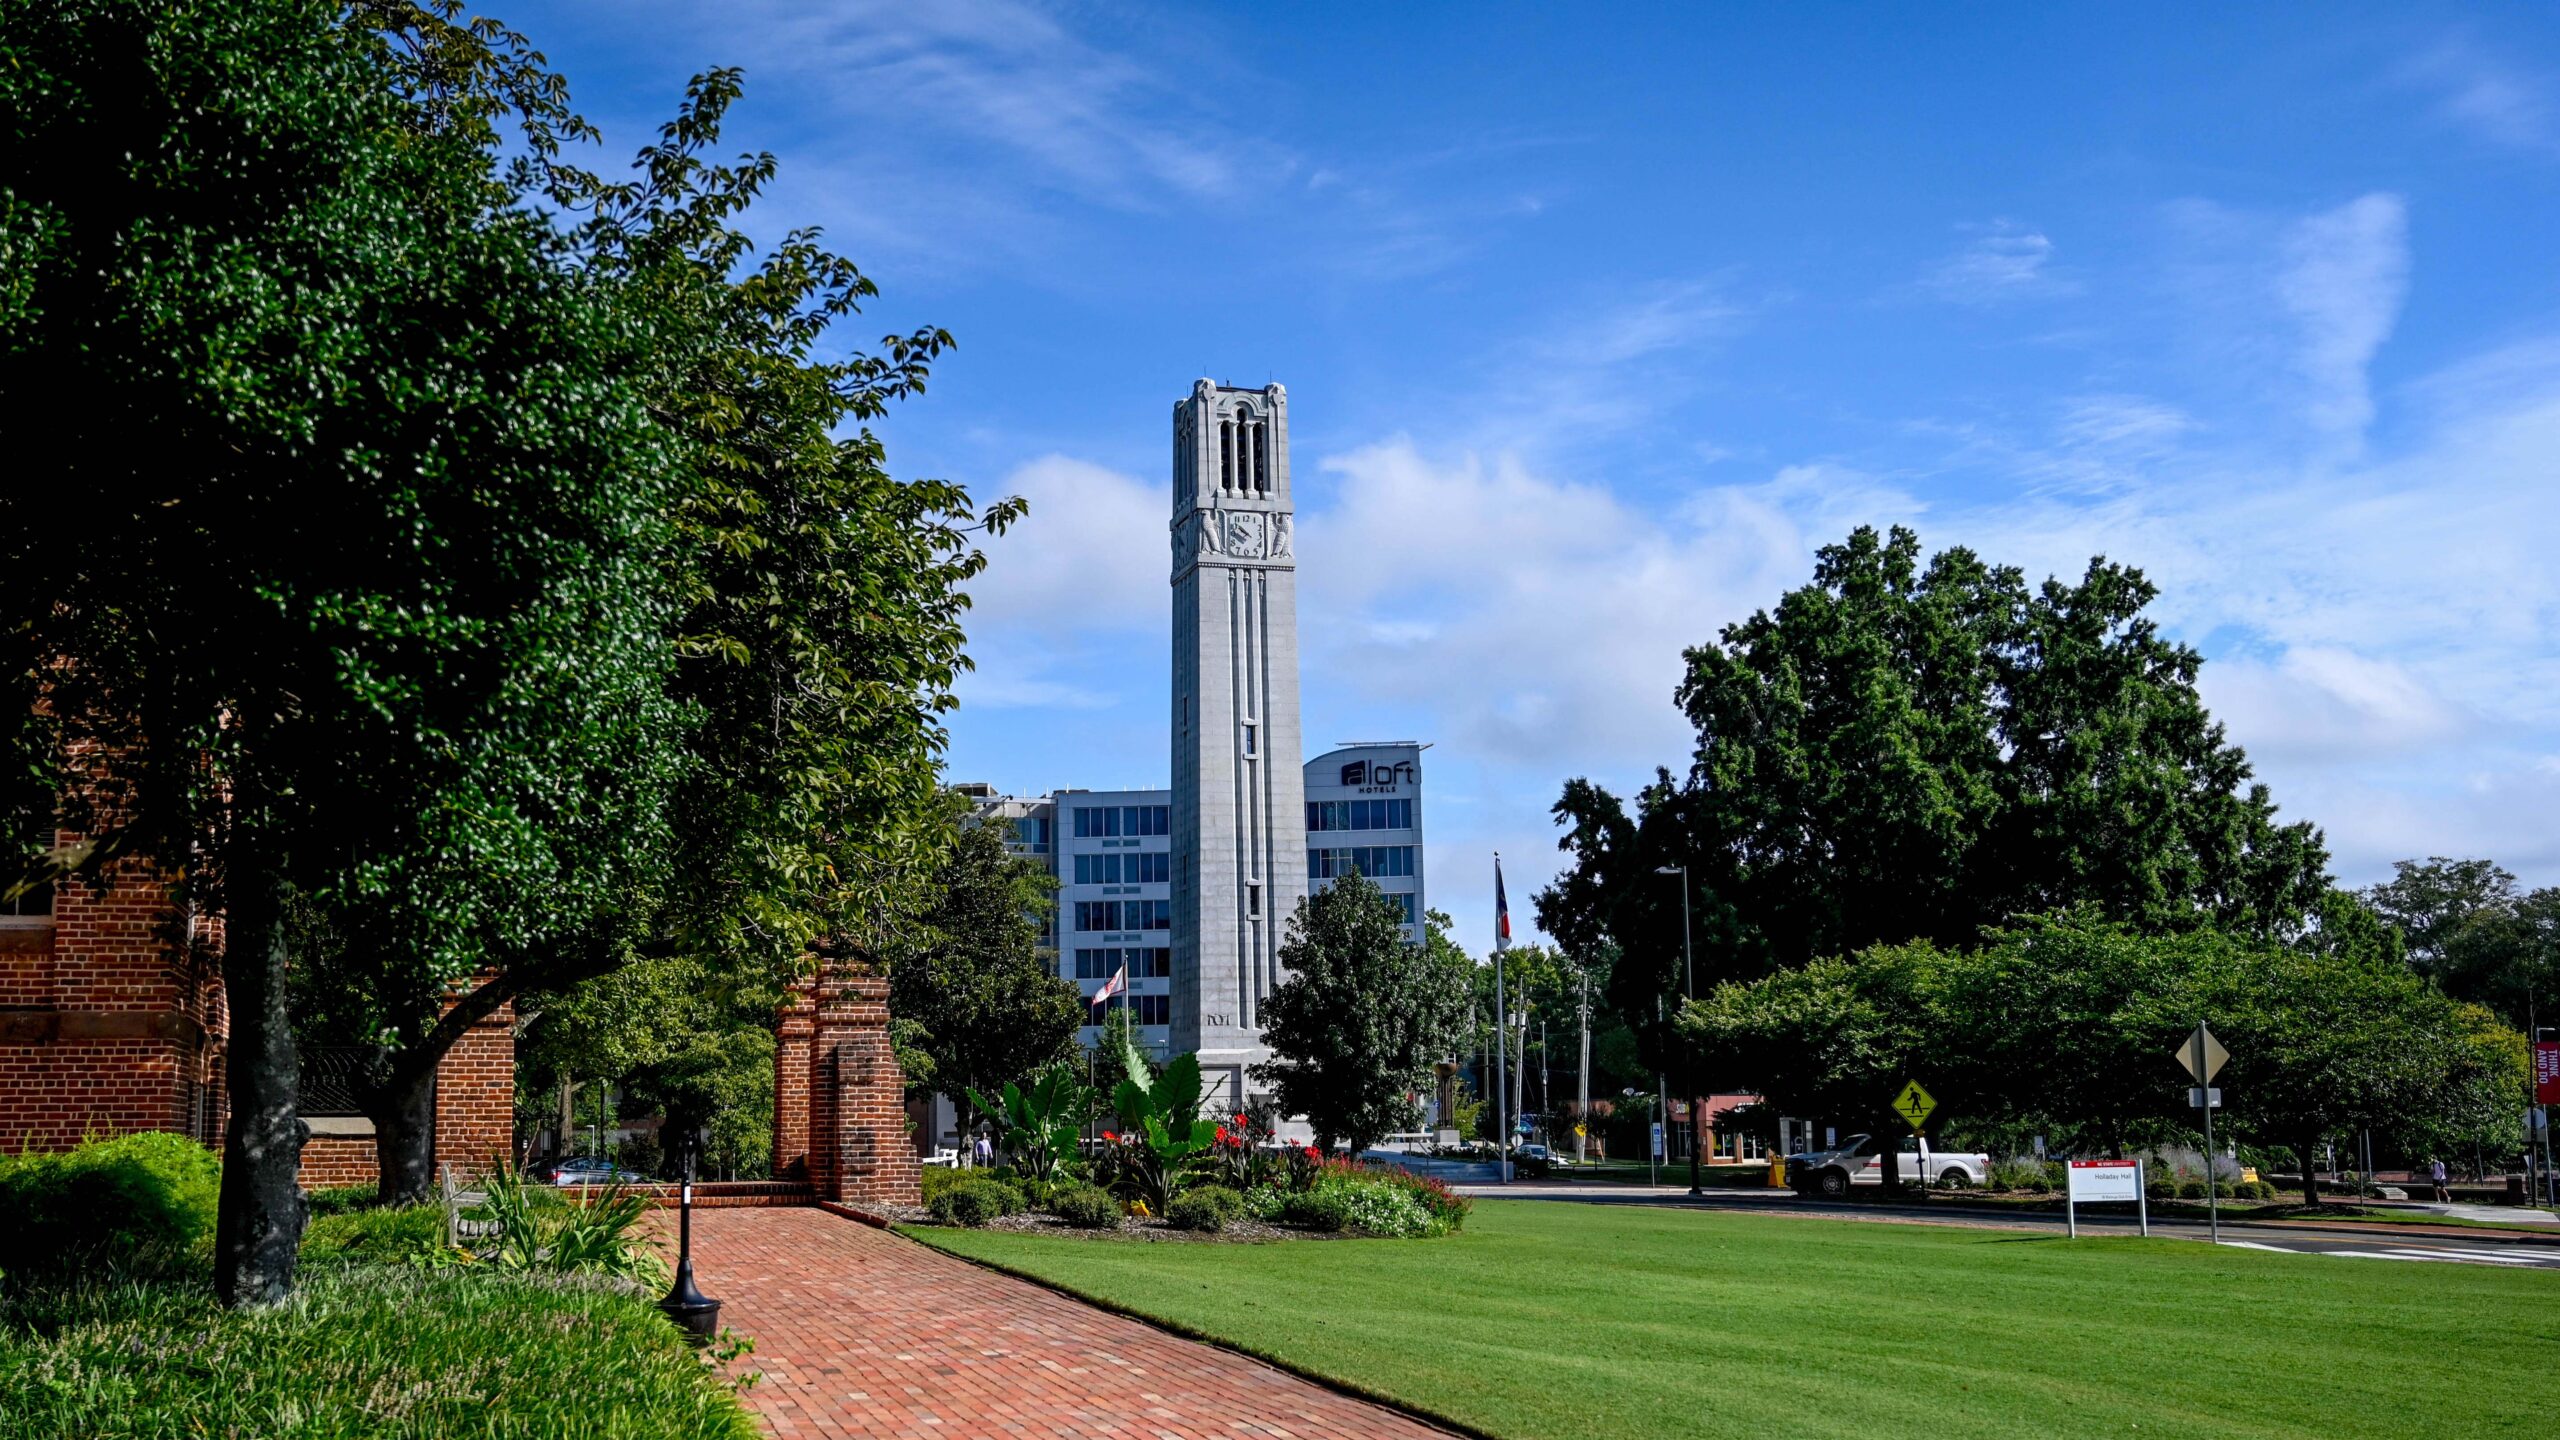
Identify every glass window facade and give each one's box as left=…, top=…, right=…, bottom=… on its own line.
left=1091, top=993, right=1172, bottom=1026
left=1072, top=851, right=1170, bottom=885
left=1072, top=804, right=1170, bottom=838
left=1073, top=945, right=1171, bottom=979
left=1305, top=798, right=1415, bottom=832
left=1010, top=815, right=1051, bottom=851
left=1307, top=845, right=1416, bottom=879
left=1072, top=899, right=1171, bottom=932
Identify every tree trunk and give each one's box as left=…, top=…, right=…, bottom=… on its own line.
left=213, top=861, right=306, bottom=1307
left=2298, top=1135, right=2322, bottom=1206
left=365, top=1058, right=439, bottom=1207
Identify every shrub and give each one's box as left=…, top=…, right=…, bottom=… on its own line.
left=929, top=1176, right=1025, bottom=1227
left=1047, top=1184, right=1121, bottom=1229
left=2177, top=1180, right=2207, bottom=1200
left=304, top=1184, right=380, bottom=1218
left=2241, top=1180, right=2277, bottom=1201
left=1240, top=1185, right=1286, bottom=1222
left=303, top=1204, right=451, bottom=1266
left=1279, top=1189, right=1352, bottom=1232
left=1165, top=1186, right=1244, bottom=1233
left=2210, top=1181, right=2235, bottom=1199
left=0, top=1263, right=759, bottom=1437
left=2145, top=1178, right=2175, bottom=1199
left=920, top=1166, right=969, bottom=1206
left=0, top=1131, right=220, bottom=1282
left=1337, top=1184, right=1431, bottom=1238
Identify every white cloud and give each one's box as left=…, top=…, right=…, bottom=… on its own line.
left=2200, top=647, right=2468, bottom=765
left=1921, top=222, right=2073, bottom=302
left=965, top=452, right=1164, bottom=633
left=2404, top=38, right=2560, bottom=156
left=2275, top=194, right=2409, bottom=441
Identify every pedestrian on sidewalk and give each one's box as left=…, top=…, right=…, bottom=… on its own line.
left=2429, top=1157, right=2450, bottom=1203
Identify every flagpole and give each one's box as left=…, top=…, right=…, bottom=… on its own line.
left=1493, top=852, right=1511, bottom=1185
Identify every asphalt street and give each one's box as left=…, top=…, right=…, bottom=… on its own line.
left=1435, top=1176, right=2560, bottom=1269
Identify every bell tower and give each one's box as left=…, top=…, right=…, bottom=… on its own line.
left=1168, top=379, right=1305, bottom=1109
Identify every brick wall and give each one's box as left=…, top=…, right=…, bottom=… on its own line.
left=773, top=963, right=918, bottom=1207
left=1, top=823, right=516, bottom=1190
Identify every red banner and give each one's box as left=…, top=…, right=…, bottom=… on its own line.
left=2536, top=1041, right=2560, bottom=1106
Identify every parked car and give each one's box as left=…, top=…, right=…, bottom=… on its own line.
left=1512, top=1143, right=1554, bottom=1178
left=548, top=1157, right=649, bottom=1187
left=1784, top=1134, right=1990, bottom=1197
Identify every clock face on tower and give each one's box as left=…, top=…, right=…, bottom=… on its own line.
left=1224, top=510, right=1265, bottom=557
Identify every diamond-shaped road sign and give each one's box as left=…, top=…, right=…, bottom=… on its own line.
left=1891, top=1079, right=1936, bottom=1131
left=2175, top=1023, right=2229, bottom=1084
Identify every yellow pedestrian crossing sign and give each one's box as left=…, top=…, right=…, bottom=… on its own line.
left=1892, top=1080, right=1936, bottom=1131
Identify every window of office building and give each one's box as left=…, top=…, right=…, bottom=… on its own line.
left=1073, top=945, right=1171, bottom=980
left=1304, top=798, right=1415, bottom=833
left=1071, top=899, right=1171, bottom=933
left=1072, top=804, right=1170, bottom=839
left=1394, top=892, right=1419, bottom=925
left=1010, top=815, right=1050, bottom=851
left=1307, top=845, right=1416, bottom=879
left=1073, top=851, right=1170, bottom=885
left=1091, top=993, right=1171, bottom=1026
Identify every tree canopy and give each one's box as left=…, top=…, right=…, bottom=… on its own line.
left=1541, top=525, right=2331, bottom=1070
left=1256, top=871, right=1472, bottom=1153
left=888, top=820, right=1081, bottom=1123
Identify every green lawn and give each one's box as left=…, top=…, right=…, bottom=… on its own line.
left=912, top=1198, right=2558, bottom=1440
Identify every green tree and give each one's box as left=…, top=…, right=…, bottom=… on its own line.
left=293, top=34, right=1014, bottom=1202
left=1255, top=871, right=1471, bottom=1154
left=1544, top=525, right=2329, bottom=1057
left=2364, top=857, right=2560, bottom=1030
left=889, top=821, right=1082, bottom=1130
left=517, top=954, right=779, bottom=1178
left=0, top=0, right=678, bottom=1302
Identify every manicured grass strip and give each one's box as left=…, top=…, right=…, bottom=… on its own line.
left=0, top=1265, right=757, bottom=1439
left=915, top=1197, right=2560, bottom=1440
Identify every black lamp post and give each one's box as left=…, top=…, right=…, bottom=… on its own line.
left=659, top=1134, right=721, bottom=1343
left=1655, top=864, right=1702, bottom=1197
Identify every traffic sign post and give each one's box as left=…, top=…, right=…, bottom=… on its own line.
left=1889, top=1081, right=1937, bottom=1193
left=2176, top=1023, right=2228, bottom=1244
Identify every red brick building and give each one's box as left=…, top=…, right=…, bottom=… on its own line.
left=771, top=961, right=920, bottom=1207
left=0, top=825, right=516, bottom=1189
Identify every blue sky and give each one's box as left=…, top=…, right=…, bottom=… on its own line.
left=517, top=1, right=2560, bottom=954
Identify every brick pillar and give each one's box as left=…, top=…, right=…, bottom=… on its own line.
left=772, top=984, right=816, bottom=1183
left=776, top=962, right=918, bottom=1206
left=431, top=995, right=516, bottom=1176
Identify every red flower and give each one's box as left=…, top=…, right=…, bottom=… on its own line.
left=1303, top=1145, right=1321, bottom=1160
left=1103, top=1131, right=1119, bottom=1143
left=1214, top=1126, right=1231, bottom=1143
left=1233, top=1113, right=1248, bottom=1127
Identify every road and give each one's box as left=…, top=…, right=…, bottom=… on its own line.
left=1434, top=1176, right=2560, bottom=1269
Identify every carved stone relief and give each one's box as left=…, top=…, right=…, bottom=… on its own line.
left=1269, top=513, right=1293, bottom=559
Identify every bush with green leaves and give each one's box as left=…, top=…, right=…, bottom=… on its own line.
left=1107, top=1037, right=1215, bottom=1213
left=1046, top=1184, right=1121, bottom=1230
left=929, top=1176, right=1026, bottom=1227
left=0, top=1132, right=220, bottom=1282
left=0, top=1263, right=757, bottom=1437
left=1279, top=1188, right=1352, bottom=1232
left=302, top=1204, right=452, bottom=1267
left=1165, top=1187, right=1244, bottom=1233
left=967, top=1064, right=1094, bottom=1184
left=1241, top=1185, right=1287, bottom=1223
left=1336, top=1185, right=1433, bottom=1238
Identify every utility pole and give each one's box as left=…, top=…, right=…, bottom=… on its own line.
left=1656, top=864, right=1702, bottom=1196
left=1577, top=964, right=1592, bottom=1167
left=1493, top=853, right=1512, bottom=1184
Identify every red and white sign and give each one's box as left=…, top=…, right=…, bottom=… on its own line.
left=2067, top=1159, right=2141, bottom=1203
left=2535, top=1042, right=2560, bottom=1105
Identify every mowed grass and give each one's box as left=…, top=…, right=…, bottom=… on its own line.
left=914, top=1198, right=2560, bottom=1440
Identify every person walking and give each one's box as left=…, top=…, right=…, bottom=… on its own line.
left=2429, top=1156, right=2450, bottom=1203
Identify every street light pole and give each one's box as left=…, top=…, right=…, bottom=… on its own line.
left=1656, top=864, right=1701, bottom=1197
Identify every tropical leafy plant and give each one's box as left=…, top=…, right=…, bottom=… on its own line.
left=479, top=1162, right=668, bottom=1287
left=1109, top=1036, right=1213, bottom=1212
left=966, top=1063, right=1092, bottom=1183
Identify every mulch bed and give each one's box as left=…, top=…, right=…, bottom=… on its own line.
left=886, top=1203, right=1356, bottom=1243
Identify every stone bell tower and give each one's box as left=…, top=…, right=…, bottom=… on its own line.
left=1168, top=379, right=1306, bottom=1110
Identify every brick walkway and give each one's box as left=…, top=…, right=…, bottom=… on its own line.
left=681, top=1207, right=1452, bottom=1440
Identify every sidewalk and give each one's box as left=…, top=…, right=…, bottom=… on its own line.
left=680, top=1207, right=1453, bottom=1440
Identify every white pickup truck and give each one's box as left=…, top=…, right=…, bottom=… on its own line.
left=1785, top=1133, right=1991, bottom=1196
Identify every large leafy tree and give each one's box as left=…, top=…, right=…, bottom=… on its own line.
left=1545, top=525, right=2329, bottom=1053
left=1256, top=871, right=1471, bottom=1153
left=0, top=0, right=676, bottom=1301
left=2364, top=857, right=2560, bottom=1030
left=294, top=18, right=1015, bottom=1202
left=1685, top=910, right=2525, bottom=1202
left=889, top=820, right=1081, bottom=1127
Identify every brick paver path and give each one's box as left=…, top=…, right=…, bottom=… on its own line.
left=684, top=1207, right=1452, bottom=1439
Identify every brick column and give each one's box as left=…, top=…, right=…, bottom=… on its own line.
left=776, top=962, right=918, bottom=1206
left=772, top=984, right=816, bottom=1183
left=431, top=994, right=516, bottom=1176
